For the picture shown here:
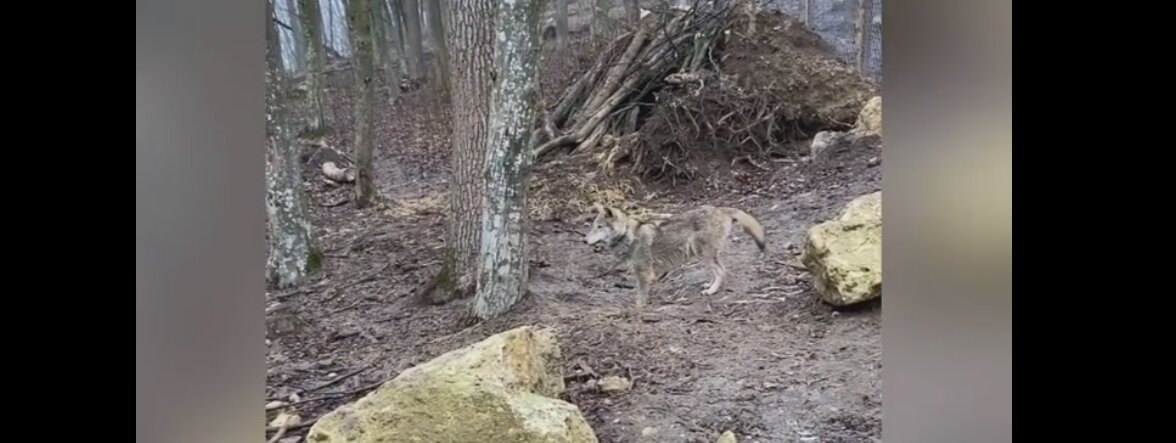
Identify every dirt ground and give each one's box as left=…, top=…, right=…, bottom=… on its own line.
left=267, top=55, right=881, bottom=443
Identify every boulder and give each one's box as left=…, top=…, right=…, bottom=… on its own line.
left=306, top=326, right=598, bottom=443
left=853, top=96, right=882, bottom=137
left=801, top=192, right=882, bottom=306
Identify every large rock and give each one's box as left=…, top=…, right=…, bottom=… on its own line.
left=853, top=96, right=882, bottom=137
left=801, top=192, right=882, bottom=306
left=306, top=326, right=598, bottom=443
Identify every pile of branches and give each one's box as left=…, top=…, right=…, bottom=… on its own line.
left=533, top=2, right=878, bottom=181
left=533, top=2, right=737, bottom=160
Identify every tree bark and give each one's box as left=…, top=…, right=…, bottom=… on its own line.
left=298, top=0, right=330, bottom=133
left=400, top=0, right=427, bottom=80
left=430, top=0, right=495, bottom=304
left=855, top=0, right=874, bottom=75
left=346, top=0, right=379, bottom=208
left=266, top=0, right=318, bottom=289
left=424, top=0, right=451, bottom=90
left=473, top=0, right=543, bottom=320
left=555, top=0, right=568, bottom=49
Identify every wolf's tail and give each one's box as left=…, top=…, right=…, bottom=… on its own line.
left=721, top=207, right=766, bottom=252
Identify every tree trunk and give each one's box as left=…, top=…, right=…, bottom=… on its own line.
left=424, top=0, right=450, bottom=91
left=373, top=0, right=403, bottom=104
left=555, top=0, right=568, bottom=49
left=284, top=0, right=307, bottom=71
left=400, top=0, right=426, bottom=80
left=346, top=0, right=378, bottom=208
left=472, top=0, right=543, bottom=320
left=855, top=0, right=873, bottom=75
left=430, top=0, right=494, bottom=304
left=298, top=0, right=330, bottom=133
left=593, top=0, right=612, bottom=37
left=266, top=0, right=317, bottom=289
left=803, top=0, right=811, bottom=26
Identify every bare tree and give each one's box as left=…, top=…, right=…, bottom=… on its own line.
left=373, top=0, right=404, bottom=103
left=429, top=0, right=495, bottom=303
left=555, top=0, right=569, bottom=49
left=803, top=0, right=810, bottom=26
left=284, top=0, right=307, bottom=71
left=400, top=0, right=427, bottom=80
left=267, top=0, right=318, bottom=288
left=593, top=0, right=612, bottom=37
left=298, top=0, right=330, bottom=133
left=346, top=0, right=379, bottom=207
left=424, top=0, right=450, bottom=89
left=472, top=0, right=544, bottom=320
left=855, top=0, right=874, bottom=75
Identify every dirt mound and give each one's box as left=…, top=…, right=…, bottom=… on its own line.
left=634, top=10, right=877, bottom=181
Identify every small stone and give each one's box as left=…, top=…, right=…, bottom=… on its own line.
left=642, top=427, right=659, bottom=437
left=265, top=400, right=286, bottom=410
left=717, top=430, right=738, bottom=443
left=599, top=376, right=633, bottom=394
left=867, top=156, right=880, bottom=167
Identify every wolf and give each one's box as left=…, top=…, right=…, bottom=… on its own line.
left=584, top=203, right=767, bottom=313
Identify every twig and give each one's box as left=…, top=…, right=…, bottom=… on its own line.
left=266, top=378, right=385, bottom=411
left=304, top=363, right=372, bottom=393
left=264, top=379, right=389, bottom=434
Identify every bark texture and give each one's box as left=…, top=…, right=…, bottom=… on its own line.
left=432, top=0, right=495, bottom=303
left=346, top=0, right=378, bottom=207
left=473, top=0, right=544, bottom=320
left=298, top=0, right=330, bottom=133
left=267, top=0, right=317, bottom=289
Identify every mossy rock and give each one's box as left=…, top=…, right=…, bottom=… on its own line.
left=306, top=326, right=598, bottom=443
left=801, top=191, right=882, bottom=306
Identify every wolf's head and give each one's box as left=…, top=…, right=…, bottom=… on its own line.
left=585, top=203, right=635, bottom=252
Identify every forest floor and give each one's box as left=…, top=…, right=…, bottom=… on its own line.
left=266, top=40, right=882, bottom=443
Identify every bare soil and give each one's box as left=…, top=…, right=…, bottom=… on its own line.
left=267, top=39, right=881, bottom=443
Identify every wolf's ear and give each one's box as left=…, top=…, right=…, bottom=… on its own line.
left=592, top=203, right=613, bottom=218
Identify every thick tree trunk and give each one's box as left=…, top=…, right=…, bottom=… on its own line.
left=430, top=0, right=494, bottom=304
left=555, top=0, right=569, bottom=49
left=855, top=0, right=874, bottom=76
left=346, top=0, right=378, bottom=207
left=400, top=0, right=426, bottom=80
left=298, top=0, right=330, bottom=133
left=266, top=0, right=317, bottom=289
left=473, top=0, right=543, bottom=320
left=424, top=0, right=450, bottom=90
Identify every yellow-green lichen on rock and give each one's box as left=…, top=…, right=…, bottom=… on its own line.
left=853, top=96, right=882, bottom=137
left=801, top=191, right=882, bottom=306
left=306, top=326, right=598, bottom=443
